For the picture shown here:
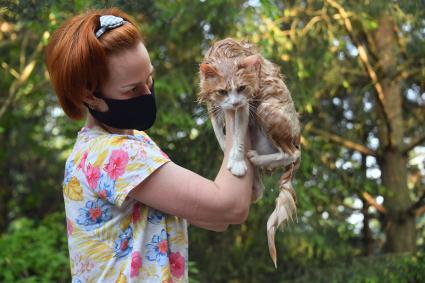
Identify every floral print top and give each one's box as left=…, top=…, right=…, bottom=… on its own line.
left=63, top=126, right=188, bottom=283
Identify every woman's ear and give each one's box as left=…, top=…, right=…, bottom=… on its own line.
left=82, top=92, right=109, bottom=112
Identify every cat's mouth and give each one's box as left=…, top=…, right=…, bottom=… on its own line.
left=222, top=101, right=246, bottom=110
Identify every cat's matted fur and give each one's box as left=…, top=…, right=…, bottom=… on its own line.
left=198, top=38, right=301, bottom=267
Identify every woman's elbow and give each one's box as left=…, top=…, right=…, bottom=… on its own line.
left=212, top=224, right=229, bottom=232
left=212, top=187, right=251, bottom=224
left=232, top=206, right=250, bottom=224
left=225, top=201, right=250, bottom=224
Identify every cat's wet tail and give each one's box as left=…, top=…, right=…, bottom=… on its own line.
left=266, top=159, right=299, bottom=268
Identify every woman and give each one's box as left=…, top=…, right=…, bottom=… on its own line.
left=44, top=7, right=253, bottom=283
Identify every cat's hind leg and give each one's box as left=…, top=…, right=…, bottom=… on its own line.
left=252, top=167, right=264, bottom=202
left=247, top=148, right=300, bottom=169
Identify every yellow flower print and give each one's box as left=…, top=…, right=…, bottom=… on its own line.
left=64, top=176, right=83, bottom=201
left=115, top=271, right=128, bottom=283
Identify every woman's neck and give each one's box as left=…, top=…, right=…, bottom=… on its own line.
left=85, top=112, right=134, bottom=135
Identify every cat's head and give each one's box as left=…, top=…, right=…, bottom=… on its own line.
left=198, top=54, right=262, bottom=110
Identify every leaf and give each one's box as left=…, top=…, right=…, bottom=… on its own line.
left=152, top=156, right=167, bottom=164
left=94, top=224, right=119, bottom=245
left=119, top=215, right=131, bottom=231
left=72, top=226, right=113, bottom=263
left=73, top=151, right=82, bottom=166
left=115, top=271, right=128, bottom=283
left=161, top=265, right=171, bottom=281
left=143, top=264, right=158, bottom=277
left=126, top=162, right=144, bottom=171
left=110, top=137, right=127, bottom=146
left=93, top=150, right=109, bottom=167
left=64, top=177, right=83, bottom=201
left=115, top=180, right=130, bottom=191
left=169, top=232, right=186, bottom=246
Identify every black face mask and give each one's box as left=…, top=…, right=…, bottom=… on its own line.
left=86, top=81, right=156, bottom=131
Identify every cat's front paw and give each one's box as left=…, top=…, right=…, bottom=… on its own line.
left=227, top=159, right=247, bottom=177
left=247, top=150, right=261, bottom=166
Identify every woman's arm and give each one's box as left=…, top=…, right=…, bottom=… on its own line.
left=128, top=110, right=253, bottom=229
left=188, top=219, right=229, bottom=232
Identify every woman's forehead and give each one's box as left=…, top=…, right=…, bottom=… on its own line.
left=107, top=43, right=152, bottom=84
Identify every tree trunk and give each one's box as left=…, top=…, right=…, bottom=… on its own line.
left=373, top=15, right=416, bottom=253
left=380, top=150, right=415, bottom=252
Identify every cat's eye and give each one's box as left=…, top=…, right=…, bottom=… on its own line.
left=237, top=85, right=246, bottom=92
left=218, top=89, right=227, bottom=96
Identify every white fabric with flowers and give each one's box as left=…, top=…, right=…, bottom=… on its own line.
left=63, top=125, right=188, bottom=283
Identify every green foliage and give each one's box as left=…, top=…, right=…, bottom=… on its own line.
left=0, top=212, right=70, bottom=283
left=290, top=253, right=425, bottom=283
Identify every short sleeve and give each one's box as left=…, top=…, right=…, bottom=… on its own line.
left=85, top=132, right=170, bottom=208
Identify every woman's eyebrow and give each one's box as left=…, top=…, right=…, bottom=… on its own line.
left=121, top=66, right=155, bottom=88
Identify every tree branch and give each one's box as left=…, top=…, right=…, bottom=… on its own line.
left=409, top=191, right=425, bottom=216
left=307, top=125, right=376, bottom=156
left=403, top=134, right=425, bottom=154
left=416, top=206, right=425, bottom=217
left=320, top=155, right=386, bottom=216
left=325, top=0, right=394, bottom=148
left=0, top=33, right=44, bottom=120
left=362, top=192, right=386, bottom=214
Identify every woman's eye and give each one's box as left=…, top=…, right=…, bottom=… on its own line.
left=218, top=89, right=227, bottom=96
left=127, top=85, right=140, bottom=94
left=237, top=85, right=246, bottom=92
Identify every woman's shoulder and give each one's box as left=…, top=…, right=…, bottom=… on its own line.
left=73, top=126, right=162, bottom=154
left=63, top=126, right=170, bottom=208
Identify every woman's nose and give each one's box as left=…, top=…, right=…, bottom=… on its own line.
left=142, top=84, right=151, bottom=95
left=144, top=77, right=153, bottom=94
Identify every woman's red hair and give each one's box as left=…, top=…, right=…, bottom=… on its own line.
left=45, top=8, right=142, bottom=120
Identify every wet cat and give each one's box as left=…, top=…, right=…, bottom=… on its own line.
left=198, top=38, right=301, bottom=267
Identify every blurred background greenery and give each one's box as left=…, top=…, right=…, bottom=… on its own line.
left=1, top=0, right=425, bottom=282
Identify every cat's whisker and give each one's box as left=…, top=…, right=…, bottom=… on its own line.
left=195, top=105, right=223, bottom=121
left=248, top=105, right=268, bottom=125
left=208, top=106, right=222, bottom=116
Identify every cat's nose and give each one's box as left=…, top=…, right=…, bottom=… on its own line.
left=232, top=101, right=242, bottom=108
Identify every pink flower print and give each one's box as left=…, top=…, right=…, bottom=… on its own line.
left=130, top=251, right=142, bottom=278
left=66, top=218, right=73, bottom=236
left=98, top=189, right=107, bottom=200
left=104, top=150, right=129, bottom=180
left=169, top=252, right=185, bottom=278
left=142, top=135, right=153, bottom=145
left=85, top=162, right=100, bottom=189
left=77, top=151, right=89, bottom=172
left=158, top=240, right=168, bottom=255
left=132, top=203, right=141, bottom=224
left=89, top=206, right=102, bottom=221
left=161, top=150, right=169, bottom=159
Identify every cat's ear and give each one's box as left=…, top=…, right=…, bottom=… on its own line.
left=200, top=63, right=219, bottom=78
left=238, top=54, right=262, bottom=70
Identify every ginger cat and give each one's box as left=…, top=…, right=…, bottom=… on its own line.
left=198, top=38, right=301, bottom=267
